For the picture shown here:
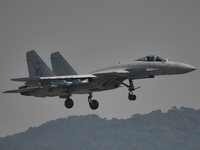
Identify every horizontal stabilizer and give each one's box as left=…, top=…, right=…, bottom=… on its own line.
left=11, top=74, right=96, bottom=82
left=3, top=86, right=40, bottom=93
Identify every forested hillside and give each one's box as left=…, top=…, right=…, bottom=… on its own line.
left=1, top=107, right=200, bottom=150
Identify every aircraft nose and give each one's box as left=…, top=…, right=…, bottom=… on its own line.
left=176, top=63, right=196, bottom=74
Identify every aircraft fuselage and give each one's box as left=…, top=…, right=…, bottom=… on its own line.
left=42, top=60, right=196, bottom=96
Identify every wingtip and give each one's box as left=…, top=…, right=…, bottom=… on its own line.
left=26, top=50, right=36, bottom=54
left=51, top=51, right=61, bottom=57
left=26, top=50, right=38, bottom=57
left=3, top=90, right=14, bottom=93
left=11, top=78, right=22, bottom=81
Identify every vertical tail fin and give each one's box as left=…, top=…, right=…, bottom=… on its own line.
left=51, top=52, right=78, bottom=76
left=26, top=50, right=55, bottom=77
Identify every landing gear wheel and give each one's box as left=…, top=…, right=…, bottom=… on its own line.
left=128, top=93, right=136, bottom=101
left=89, top=100, right=99, bottom=110
left=64, top=98, right=74, bottom=109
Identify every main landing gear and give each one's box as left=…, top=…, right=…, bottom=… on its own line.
left=64, top=79, right=139, bottom=110
left=64, top=93, right=99, bottom=110
left=64, top=95, right=74, bottom=109
left=88, top=93, right=99, bottom=110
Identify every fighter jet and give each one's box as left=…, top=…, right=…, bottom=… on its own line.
left=4, top=50, right=196, bottom=110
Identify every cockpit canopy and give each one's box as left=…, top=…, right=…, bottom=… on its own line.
left=135, top=55, right=167, bottom=62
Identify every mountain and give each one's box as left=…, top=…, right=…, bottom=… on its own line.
left=0, top=107, right=200, bottom=150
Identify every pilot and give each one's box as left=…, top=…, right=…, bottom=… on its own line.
left=155, top=56, right=165, bottom=62
left=147, top=56, right=154, bottom=61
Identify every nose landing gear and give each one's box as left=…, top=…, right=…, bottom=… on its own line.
left=118, top=79, right=140, bottom=101
left=128, top=92, right=137, bottom=101
left=128, top=79, right=140, bottom=101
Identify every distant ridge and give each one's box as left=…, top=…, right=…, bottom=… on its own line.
left=0, top=107, right=200, bottom=150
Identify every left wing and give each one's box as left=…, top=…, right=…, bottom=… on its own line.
left=88, top=68, right=155, bottom=91
left=11, top=74, right=96, bottom=82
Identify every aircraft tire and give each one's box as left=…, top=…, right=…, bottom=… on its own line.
left=64, top=98, right=74, bottom=109
left=89, top=100, right=99, bottom=110
left=128, top=94, right=136, bottom=101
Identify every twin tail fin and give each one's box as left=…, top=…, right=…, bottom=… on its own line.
left=26, top=50, right=55, bottom=77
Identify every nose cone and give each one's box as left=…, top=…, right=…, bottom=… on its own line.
left=176, top=63, right=196, bottom=74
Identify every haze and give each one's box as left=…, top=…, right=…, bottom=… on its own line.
left=0, top=0, right=199, bottom=137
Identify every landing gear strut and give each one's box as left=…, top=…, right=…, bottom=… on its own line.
left=128, top=79, right=137, bottom=101
left=118, top=79, right=140, bottom=101
left=64, top=95, right=74, bottom=109
left=88, top=93, right=99, bottom=110
left=63, top=92, right=99, bottom=110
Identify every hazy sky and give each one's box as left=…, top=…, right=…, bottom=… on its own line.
left=0, top=0, right=199, bottom=137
